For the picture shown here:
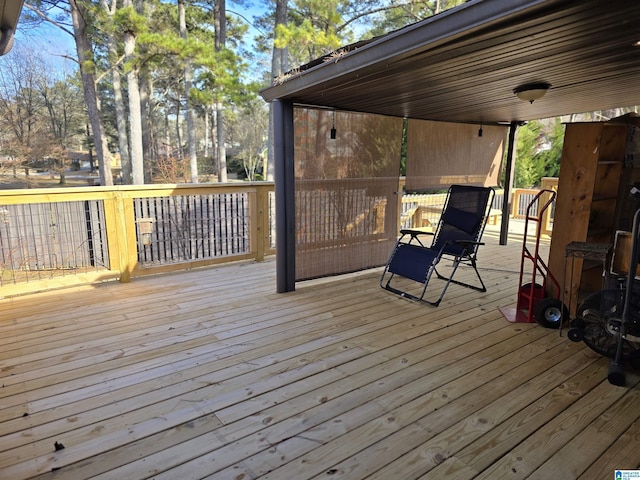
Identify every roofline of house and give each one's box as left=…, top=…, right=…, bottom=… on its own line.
left=260, top=0, right=551, bottom=102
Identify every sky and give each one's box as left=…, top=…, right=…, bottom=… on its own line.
left=11, top=1, right=271, bottom=76
left=15, top=17, right=74, bottom=55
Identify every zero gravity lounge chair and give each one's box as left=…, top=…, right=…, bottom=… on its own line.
left=380, top=184, right=495, bottom=306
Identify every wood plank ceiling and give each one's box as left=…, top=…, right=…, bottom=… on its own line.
left=260, top=0, right=640, bottom=124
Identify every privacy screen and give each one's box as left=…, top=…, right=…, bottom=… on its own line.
left=294, top=108, right=403, bottom=281
left=405, top=119, right=506, bottom=191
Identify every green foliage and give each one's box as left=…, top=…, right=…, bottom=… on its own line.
left=514, top=121, right=543, bottom=188
left=114, top=5, right=149, bottom=34
left=274, top=18, right=342, bottom=56
left=258, top=0, right=470, bottom=78
left=366, top=0, right=466, bottom=37
left=273, top=0, right=357, bottom=65
left=513, top=119, right=565, bottom=188
left=536, top=118, right=565, bottom=178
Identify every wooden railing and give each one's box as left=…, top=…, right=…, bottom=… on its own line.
left=510, top=178, right=558, bottom=235
left=400, top=188, right=506, bottom=230
left=0, top=183, right=275, bottom=297
left=0, top=178, right=559, bottom=297
left=400, top=178, right=558, bottom=235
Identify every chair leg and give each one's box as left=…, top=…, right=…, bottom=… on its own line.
left=435, top=257, right=487, bottom=292
left=427, top=259, right=462, bottom=306
left=381, top=245, right=487, bottom=306
left=381, top=261, right=438, bottom=304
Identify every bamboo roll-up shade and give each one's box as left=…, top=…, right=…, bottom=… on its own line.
left=405, top=119, right=507, bottom=191
left=294, top=108, right=403, bottom=281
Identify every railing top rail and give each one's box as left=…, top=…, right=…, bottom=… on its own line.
left=512, top=188, right=541, bottom=194
left=0, top=182, right=275, bottom=203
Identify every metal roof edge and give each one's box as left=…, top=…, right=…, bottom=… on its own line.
left=260, top=0, right=554, bottom=102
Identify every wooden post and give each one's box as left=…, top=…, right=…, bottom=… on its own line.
left=103, top=192, right=122, bottom=279
left=540, top=177, right=558, bottom=236
left=396, top=177, right=405, bottom=234
left=510, top=189, right=520, bottom=218
left=248, top=189, right=261, bottom=261
left=255, top=184, right=271, bottom=261
left=104, top=192, right=136, bottom=283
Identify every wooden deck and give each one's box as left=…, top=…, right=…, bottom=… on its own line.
left=1, top=230, right=639, bottom=479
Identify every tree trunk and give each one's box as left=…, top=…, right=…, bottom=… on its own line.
left=203, top=108, right=210, bottom=159
left=210, top=106, right=217, bottom=175
left=110, top=45, right=131, bottom=183
left=176, top=100, right=184, bottom=160
left=69, top=0, right=113, bottom=186
left=59, top=159, right=66, bottom=184
left=124, top=28, right=145, bottom=184
left=101, top=0, right=131, bottom=184
left=266, top=0, right=288, bottom=182
left=215, top=104, right=226, bottom=182
left=214, top=0, right=227, bottom=182
left=179, top=0, right=198, bottom=183
left=140, top=69, right=154, bottom=183
left=165, top=115, right=171, bottom=158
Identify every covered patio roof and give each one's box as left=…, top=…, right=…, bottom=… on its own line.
left=261, top=0, right=640, bottom=293
left=261, top=0, right=640, bottom=125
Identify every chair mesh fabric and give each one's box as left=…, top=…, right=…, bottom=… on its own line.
left=387, top=243, right=438, bottom=282
left=432, top=185, right=490, bottom=256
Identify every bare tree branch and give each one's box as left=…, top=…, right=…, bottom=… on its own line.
left=23, top=3, right=75, bottom=37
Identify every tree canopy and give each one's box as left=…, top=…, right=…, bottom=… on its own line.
left=0, top=0, right=635, bottom=188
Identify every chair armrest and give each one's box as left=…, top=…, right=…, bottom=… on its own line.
left=400, top=228, right=435, bottom=236
left=400, top=228, right=435, bottom=247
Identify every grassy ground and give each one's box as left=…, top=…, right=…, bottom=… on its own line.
left=0, top=170, right=96, bottom=189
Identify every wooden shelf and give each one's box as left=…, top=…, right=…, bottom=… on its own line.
left=547, top=122, right=628, bottom=314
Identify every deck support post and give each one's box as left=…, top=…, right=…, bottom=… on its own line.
left=273, top=99, right=296, bottom=293
left=500, top=121, right=519, bottom=246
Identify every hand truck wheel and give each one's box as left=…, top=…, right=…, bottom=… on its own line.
left=534, top=297, right=569, bottom=329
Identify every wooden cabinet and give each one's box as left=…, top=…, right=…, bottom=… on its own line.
left=547, top=122, right=628, bottom=313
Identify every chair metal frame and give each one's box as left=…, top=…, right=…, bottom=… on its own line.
left=380, top=185, right=495, bottom=306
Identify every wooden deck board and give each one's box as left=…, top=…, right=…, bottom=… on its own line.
left=1, top=234, right=640, bottom=479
